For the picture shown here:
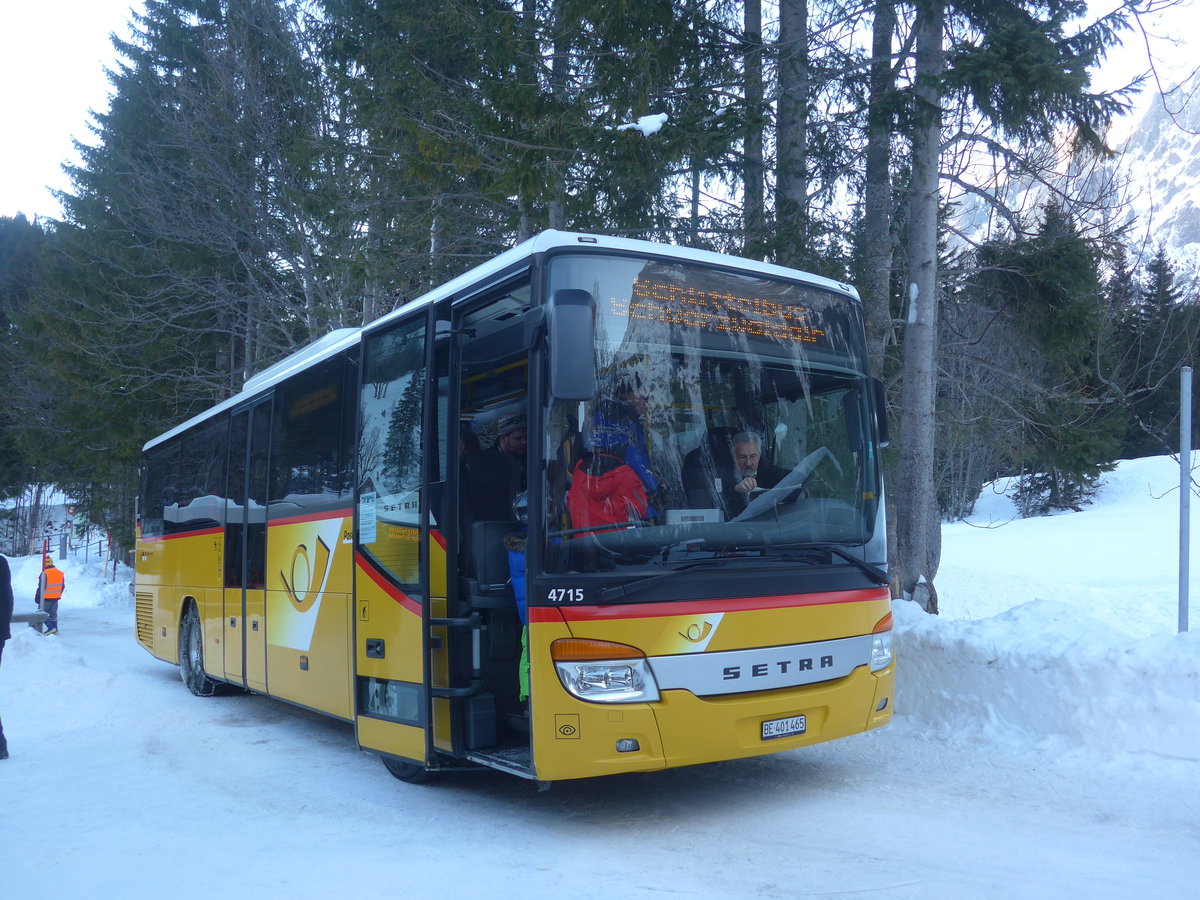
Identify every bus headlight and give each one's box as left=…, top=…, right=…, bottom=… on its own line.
left=552, top=639, right=661, bottom=703
left=870, top=613, right=894, bottom=672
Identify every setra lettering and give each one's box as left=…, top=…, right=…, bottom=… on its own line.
left=721, top=653, right=837, bottom=681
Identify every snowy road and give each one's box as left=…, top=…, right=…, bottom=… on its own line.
left=3, top=598, right=1196, bottom=900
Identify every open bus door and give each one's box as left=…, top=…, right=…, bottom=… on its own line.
left=358, top=282, right=540, bottom=781
left=353, top=313, right=441, bottom=781
left=444, top=288, right=539, bottom=777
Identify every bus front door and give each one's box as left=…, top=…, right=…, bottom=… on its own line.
left=353, top=314, right=434, bottom=776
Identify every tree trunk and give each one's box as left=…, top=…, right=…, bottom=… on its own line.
left=863, top=0, right=897, bottom=380
left=691, top=167, right=701, bottom=242
left=242, top=293, right=258, bottom=387
left=743, top=0, right=765, bottom=258
left=430, top=197, right=445, bottom=287
left=518, top=0, right=540, bottom=240
left=363, top=177, right=386, bottom=325
left=547, top=0, right=570, bottom=231
left=895, top=0, right=944, bottom=612
left=27, top=482, right=44, bottom=557
left=518, top=199, right=534, bottom=243
left=775, top=0, right=809, bottom=268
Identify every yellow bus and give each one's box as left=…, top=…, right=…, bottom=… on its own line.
left=135, top=231, right=894, bottom=784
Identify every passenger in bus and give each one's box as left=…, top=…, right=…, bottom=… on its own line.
left=561, top=379, right=656, bottom=543
left=491, top=413, right=527, bottom=498
left=567, top=450, right=649, bottom=535
left=585, top=375, right=659, bottom=518
left=460, top=414, right=526, bottom=524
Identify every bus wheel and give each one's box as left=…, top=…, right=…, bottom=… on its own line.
left=381, top=756, right=428, bottom=784
left=180, top=604, right=222, bottom=697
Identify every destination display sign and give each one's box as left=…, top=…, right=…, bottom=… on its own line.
left=610, top=279, right=829, bottom=345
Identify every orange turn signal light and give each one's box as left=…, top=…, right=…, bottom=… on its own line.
left=551, top=638, right=645, bottom=661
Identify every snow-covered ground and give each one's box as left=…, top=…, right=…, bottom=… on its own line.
left=2, top=454, right=1197, bottom=899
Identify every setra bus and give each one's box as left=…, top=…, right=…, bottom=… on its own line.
left=134, top=231, right=894, bottom=784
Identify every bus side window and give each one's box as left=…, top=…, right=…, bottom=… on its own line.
left=359, top=317, right=426, bottom=592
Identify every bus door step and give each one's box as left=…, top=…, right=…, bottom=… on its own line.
left=467, top=744, right=534, bottom=779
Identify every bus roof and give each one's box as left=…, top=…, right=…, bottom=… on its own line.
left=143, top=231, right=859, bottom=452
left=368, top=229, right=858, bottom=334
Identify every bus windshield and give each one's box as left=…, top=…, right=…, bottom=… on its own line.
left=542, top=253, right=881, bottom=575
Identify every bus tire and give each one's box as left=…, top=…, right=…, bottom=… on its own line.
left=381, top=756, right=429, bottom=784
left=180, top=604, right=223, bottom=697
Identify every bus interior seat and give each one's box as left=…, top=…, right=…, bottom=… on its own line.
left=465, top=520, right=517, bottom=609
left=682, top=426, right=738, bottom=507
left=464, top=520, right=524, bottom=690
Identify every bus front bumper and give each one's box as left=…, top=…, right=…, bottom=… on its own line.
left=530, top=663, right=893, bottom=782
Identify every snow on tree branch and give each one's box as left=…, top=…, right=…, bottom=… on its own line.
left=612, top=113, right=668, bottom=136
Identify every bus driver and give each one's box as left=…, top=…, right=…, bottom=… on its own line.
left=728, top=431, right=788, bottom=507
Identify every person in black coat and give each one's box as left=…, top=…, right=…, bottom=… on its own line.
left=0, top=553, right=14, bottom=760
left=684, top=429, right=789, bottom=519
left=723, top=431, right=789, bottom=514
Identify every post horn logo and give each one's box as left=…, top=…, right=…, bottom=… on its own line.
left=281, top=535, right=331, bottom=613
left=679, top=621, right=714, bottom=643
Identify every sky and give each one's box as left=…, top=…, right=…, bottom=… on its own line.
left=1, top=453, right=1197, bottom=898
left=0, top=1, right=145, bottom=221
left=0, top=1, right=1193, bottom=223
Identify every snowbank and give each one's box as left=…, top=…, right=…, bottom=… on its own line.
left=895, top=601, right=1200, bottom=768
left=898, top=452, right=1200, bottom=767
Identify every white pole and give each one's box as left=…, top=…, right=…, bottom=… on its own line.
left=1181, top=366, right=1192, bottom=634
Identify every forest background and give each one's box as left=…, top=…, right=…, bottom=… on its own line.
left=0, top=0, right=1197, bottom=607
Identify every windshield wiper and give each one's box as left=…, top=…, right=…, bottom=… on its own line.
left=803, top=543, right=889, bottom=585
left=600, top=556, right=770, bottom=602
left=600, top=542, right=888, bottom=602
left=699, top=541, right=889, bottom=586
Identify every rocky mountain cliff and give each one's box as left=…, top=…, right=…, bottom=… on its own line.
left=1109, top=82, right=1200, bottom=267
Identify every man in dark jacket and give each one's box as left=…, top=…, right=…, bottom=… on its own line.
left=1, top=553, right=14, bottom=759
left=725, top=431, right=789, bottom=509
left=491, top=413, right=528, bottom=499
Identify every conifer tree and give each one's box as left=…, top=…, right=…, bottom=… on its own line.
left=16, top=1, right=341, bottom=543
left=46, top=1, right=337, bottom=395
left=0, top=215, right=44, bottom=500
left=319, top=0, right=524, bottom=301
left=1111, top=245, right=1200, bottom=456
left=972, top=203, right=1125, bottom=514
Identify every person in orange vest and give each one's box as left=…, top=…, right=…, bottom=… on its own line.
left=37, top=556, right=65, bottom=636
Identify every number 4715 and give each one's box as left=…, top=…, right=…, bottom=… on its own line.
left=547, top=588, right=584, bottom=603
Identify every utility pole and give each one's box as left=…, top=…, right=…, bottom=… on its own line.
left=1180, top=366, right=1192, bottom=634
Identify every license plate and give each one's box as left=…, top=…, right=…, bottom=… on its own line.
left=762, top=714, right=806, bottom=740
